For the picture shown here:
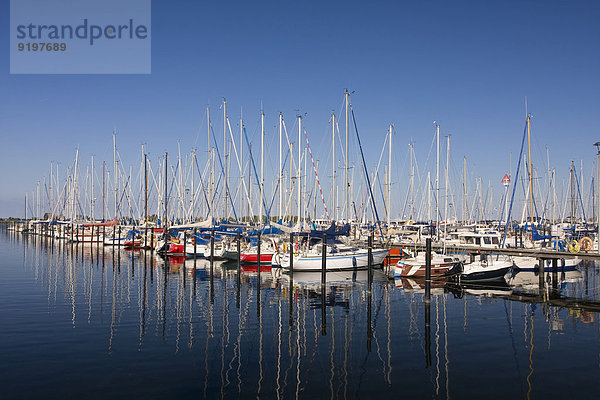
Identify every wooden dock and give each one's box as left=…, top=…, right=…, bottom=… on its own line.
left=388, top=242, right=600, bottom=261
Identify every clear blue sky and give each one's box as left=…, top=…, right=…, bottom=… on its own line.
left=1, top=0, right=599, bottom=218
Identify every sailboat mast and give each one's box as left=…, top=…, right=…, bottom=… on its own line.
left=207, top=105, right=213, bottom=220
left=223, top=99, right=228, bottom=220
left=102, top=161, right=105, bottom=221
left=314, top=160, right=319, bottom=220
left=387, top=124, right=392, bottom=226
left=113, top=132, right=117, bottom=220
left=344, top=90, right=349, bottom=222
left=49, top=162, right=53, bottom=218
left=463, top=157, right=467, bottom=223
left=279, top=113, right=283, bottom=220
left=240, top=113, right=244, bottom=221
left=144, top=154, right=148, bottom=225
left=260, top=109, right=264, bottom=225
left=444, top=135, right=450, bottom=236
left=164, top=152, right=168, bottom=229
left=91, top=155, right=94, bottom=221
left=332, top=113, right=336, bottom=222
left=410, top=143, right=415, bottom=220
left=527, top=115, right=534, bottom=225
left=435, top=124, right=440, bottom=234
left=74, top=148, right=79, bottom=221
left=298, top=115, right=302, bottom=226
left=427, top=172, right=431, bottom=222
left=191, top=150, right=195, bottom=221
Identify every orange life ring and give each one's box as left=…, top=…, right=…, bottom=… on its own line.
left=580, top=311, right=595, bottom=324
left=580, top=236, right=593, bottom=252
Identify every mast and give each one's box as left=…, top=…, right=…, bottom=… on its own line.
left=303, top=147, right=307, bottom=223
left=298, top=115, right=302, bottom=227
left=207, top=105, right=213, bottom=220
left=289, top=141, right=293, bottom=223
left=164, top=152, right=168, bottom=229
left=49, top=162, right=53, bottom=219
left=191, top=150, right=195, bottom=221
left=331, top=113, right=336, bottom=222
left=223, top=99, right=228, bottom=220
left=344, top=90, right=349, bottom=222
left=570, top=161, right=576, bottom=224
left=279, top=112, right=283, bottom=220
left=260, top=109, right=264, bottom=225
left=527, top=115, right=534, bottom=225
left=90, top=155, right=94, bottom=220
left=410, top=142, right=415, bottom=220
left=240, top=113, right=244, bottom=222
left=113, top=131, right=117, bottom=220
left=435, top=123, right=440, bottom=235
left=74, top=148, right=79, bottom=221
left=102, top=161, right=105, bottom=221
left=427, top=172, right=431, bottom=222
left=387, top=124, right=392, bottom=226
left=314, top=160, right=319, bottom=220
left=444, top=135, right=450, bottom=237
left=178, top=141, right=182, bottom=222
left=463, top=157, right=467, bottom=223
left=144, top=154, right=148, bottom=225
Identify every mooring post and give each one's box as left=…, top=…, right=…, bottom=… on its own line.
left=257, top=231, right=262, bottom=276
left=210, top=228, right=214, bottom=275
left=552, top=258, right=558, bottom=290
left=289, top=233, right=294, bottom=278
left=425, top=237, right=432, bottom=302
left=193, top=228, right=197, bottom=260
left=321, top=233, right=327, bottom=287
left=538, top=257, right=545, bottom=298
left=257, top=231, right=262, bottom=318
left=520, top=228, right=523, bottom=248
left=183, top=231, right=187, bottom=261
left=367, top=282, right=372, bottom=352
left=368, top=230, right=373, bottom=289
left=321, top=232, right=328, bottom=331
left=236, top=232, right=241, bottom=309
left=425, top=298, right=432, bottom=367
left=289, top=232, right=294, bottom=328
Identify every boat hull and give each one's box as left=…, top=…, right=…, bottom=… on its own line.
left=275, top=249, right=388, bottom=271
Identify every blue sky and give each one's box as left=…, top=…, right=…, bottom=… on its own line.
left=1, top=0, right=599, bottom=218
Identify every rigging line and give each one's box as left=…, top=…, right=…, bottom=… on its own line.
left=226, top=117, right=256, bottom=221
left=243, top=126, right=270, bottom=223
left=573, top=166, right=588, bottom=225
left=350, top=106, right=384, bottom=239
left=501, top=120, right=528, bottom=249
left=210, top=124, right=238, bottom=221
left=303, top=128, right=331, bottom=221
left=372, top=134, right=390, bottom=223
left=265, top=151, right=290, bottom=221
left=193, top=153, right=212, bottom=219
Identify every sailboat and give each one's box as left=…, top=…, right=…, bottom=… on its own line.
left=272, top=223, right=388, bottom=271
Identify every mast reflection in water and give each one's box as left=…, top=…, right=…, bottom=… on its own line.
left=2, top=229, right=600, bottom=399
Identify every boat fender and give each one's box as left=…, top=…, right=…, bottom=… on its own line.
left=568, top=240, right=580, bottom=254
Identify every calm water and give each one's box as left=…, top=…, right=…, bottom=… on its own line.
left=2, top=229, right=600, bottom=399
